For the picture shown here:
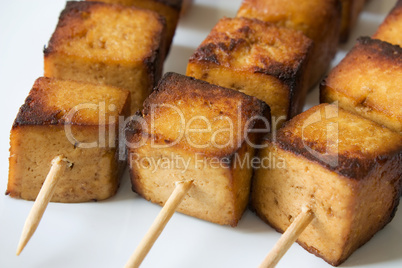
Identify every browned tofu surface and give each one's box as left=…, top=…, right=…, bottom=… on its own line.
left=44, top=1, right=166, bottom=114
left=186, top=17, right=312, bottom=129
left=86, top=0, right=181, bottom=54
left=252, top=104, right=402, bottom=266
left=7, top=77, right=130, bottom=202
left=340, top=0, right=367, bottom=42
left=373, top=0, right=402, bottom=47
left=126, top=72, right=270, bottom=226
left=321, top=37, right=402, bottom=133
left=236, top=0, right=341, bottom=87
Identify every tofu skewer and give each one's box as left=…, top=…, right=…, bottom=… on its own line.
left=12, top=0, right=168, bottom=258
left=126, top=72, right=271, bottom=227
left=125, top=180, right=193, bottom=268
left=16, top=155, right=70, bottom=255
left=124, top=73, right=270, bottom=266
left=8, top=77, right=131, bottom=254
left=258, top=5, right=402, bottom=262
left=259, top=206, right=314, bottom=268
left=252, top=104, right=401, bottom=266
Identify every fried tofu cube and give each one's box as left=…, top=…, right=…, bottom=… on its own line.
left=320, top=37, right=402, bottom=133
left=126, top=73, right=270, bottom=226
left=44, top=1, right=166, bottom=114
left=86, top=0, right=182, bottom=54
left=186, top=17, right=312, bottom=129
left=339, top=0, right=367, bottom=42
left=236, top=0, right=341, bottom=87
left=373, top=0, right=402, bottom=47
left=252, top=104, right=402, bottom=266
left=7, top=77, right=130, bottom=203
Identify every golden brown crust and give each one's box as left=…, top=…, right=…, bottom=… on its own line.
left=44, top=1, right=165, bottom=114
left=85, top=0, right=179, bottom=54
left=14, top=94, right=62, bottom=127
left=44, top=1, right=104, bottom=56
left=188, top=17, right=311, bottom=119
left=236, top=0, right=341, bottom=86
left=13, top=77, right=130, bottom=127
left=237, top=0, right=341, bottom=42
left=44, top=1, right=166, bottom=63
left=144, top=73, right=270, bottom=119
left=275, top=104, right=402, bottom=180
left=320, top=37, right=402, bottom=133
left=356, top=36, right=402, bottom=62
left=189, top=17, right=310, bottom=82
left=126, top=72, right=271, bottom=158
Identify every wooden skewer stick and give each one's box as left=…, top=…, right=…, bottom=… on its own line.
left=125, top=180, right=194, bottom=268
left=16, top=155, right=68, bottom=256
left=259, top=206, right=314, bottom=268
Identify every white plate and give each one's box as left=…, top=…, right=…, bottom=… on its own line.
left=0, top=1, right=401, bottom=267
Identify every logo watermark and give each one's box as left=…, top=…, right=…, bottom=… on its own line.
left=129, top=152, right=286, bottom=174
left=301, top=103, right=339, bottom=167
left=61, top=101, right=340, bottom=169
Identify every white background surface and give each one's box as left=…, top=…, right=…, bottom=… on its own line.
left=0, top=0, right=401, bottom=267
